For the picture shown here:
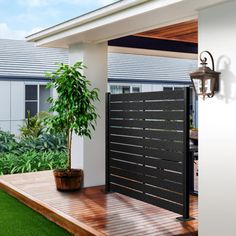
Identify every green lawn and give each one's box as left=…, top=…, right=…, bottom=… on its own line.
left=0, top=190, right=71, bottom=236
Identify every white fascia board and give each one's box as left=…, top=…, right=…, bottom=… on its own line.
left=26, top=0, right=183, bottom=45
left=27, top=0, right=230, bottom=48
left=26, top=0, right=149, bottom=41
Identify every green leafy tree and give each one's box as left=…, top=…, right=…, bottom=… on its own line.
left=45, top=62, right=99, bottom=170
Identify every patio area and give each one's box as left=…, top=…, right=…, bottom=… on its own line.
left=0, top=171, right=198, bottom=236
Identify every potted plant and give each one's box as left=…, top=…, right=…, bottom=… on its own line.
left=46, top=62, right=99, bottom=191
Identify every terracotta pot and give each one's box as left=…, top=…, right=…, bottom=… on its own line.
left=53, top=169, right=83, bottom=191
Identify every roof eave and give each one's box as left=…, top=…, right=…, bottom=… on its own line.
left=26, top=0, right=148, bottom=42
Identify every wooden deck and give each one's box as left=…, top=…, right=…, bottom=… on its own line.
left=0, top=171, right=198, bottom=236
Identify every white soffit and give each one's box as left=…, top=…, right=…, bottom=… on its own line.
left=26, top=0, right=230, bottom=48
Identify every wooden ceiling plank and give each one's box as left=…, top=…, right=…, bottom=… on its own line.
left=135, top=20, right=198, bottom=44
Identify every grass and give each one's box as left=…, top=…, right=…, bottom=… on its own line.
left=0, top=190, right=71, bottom=236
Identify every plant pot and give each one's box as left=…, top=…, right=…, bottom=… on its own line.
left=53, top=169, right=83, bottom=191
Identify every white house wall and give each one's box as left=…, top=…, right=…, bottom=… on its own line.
left=0, top=81, right=11, bottom=132
left=10, top=82, right=25, bottom=135
left=0, top=81, right=24, bottom=135
left=199, top=1, right=236, bottom=235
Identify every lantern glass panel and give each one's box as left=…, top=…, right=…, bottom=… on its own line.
left=205, top=78, right=212, bottom=94
left=192, top=78, right=202, bottom=94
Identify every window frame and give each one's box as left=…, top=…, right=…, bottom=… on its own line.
left=109, top=83, right=142, bottom=94
left=24, top=82, right=50, bottom=118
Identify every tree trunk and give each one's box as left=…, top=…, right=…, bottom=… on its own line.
left=68, top=129, right=73, bottom=170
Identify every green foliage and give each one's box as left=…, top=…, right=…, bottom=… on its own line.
left=0, top=130, right=67, bottom=155
left=190, top=115, right=194, bottom=129
left=0, top=130, right=18, bottom=152
left=17, top=133, right=67, bottom=154
left=46, top=62, right=99, bottom=139
left=19, top=111, right=51, bottom=138
left=0, top=128, right=67, bottom=175
left=0, top=151, right=67, bottom=175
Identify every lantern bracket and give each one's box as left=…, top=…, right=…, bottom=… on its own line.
left=200, top=51, right=215, bottom=71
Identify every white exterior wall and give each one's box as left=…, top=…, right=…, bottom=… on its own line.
left=199, top=1, right=236, bottom=235
left=0, top=81, right=24, bottom=134
left=0, top=81, right=52, bottom=135
left=0, top=81, right=11, bottom=132
left=69, top=42, right=108, bottom=187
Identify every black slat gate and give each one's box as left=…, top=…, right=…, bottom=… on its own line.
left=106, top=88, right=190, bottom=220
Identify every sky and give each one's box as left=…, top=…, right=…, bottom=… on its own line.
left=0, top=0, right=118, bottom=40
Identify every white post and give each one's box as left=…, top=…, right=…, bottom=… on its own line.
left=199, top=1, right=236, bottom=235
left=69, top=42, right=108, bottom=187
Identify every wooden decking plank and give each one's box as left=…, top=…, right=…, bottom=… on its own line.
left=0, top=171, right=198, bottom=235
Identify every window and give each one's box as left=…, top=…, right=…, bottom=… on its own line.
left=109, top=84, right=141, bottom=94
left=25, top=84, right=50, bottom=118
left=122, top=86, right=130, bottom=94
left=174, top=87, right=184, bottom=90
left=25, top=85, right=38, bottom=118
left=163, top=87, right=173, bottom=91
left=132, top=87, right=140, bottom=93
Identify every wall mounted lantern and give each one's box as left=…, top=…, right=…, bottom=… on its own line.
left=190, top=51, right=220, bottom=100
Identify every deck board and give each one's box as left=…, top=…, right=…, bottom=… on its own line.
left=0, top=171, right=198, bottom=236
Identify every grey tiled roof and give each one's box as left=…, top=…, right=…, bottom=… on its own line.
left=108, top=53, right=197, bottom=83
left=0, top=39, right=196, bottom=83
left=0, top=39, right=68, bottom=79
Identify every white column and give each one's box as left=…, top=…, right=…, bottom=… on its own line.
left=199, top=1, right=236, bottom=235
left=69, top=42, right=108, bottom=187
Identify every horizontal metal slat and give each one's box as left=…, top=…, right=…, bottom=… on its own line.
left=110, top=143, right=143, bottom=156
left=144, top=175, right=183, bottom=193
left=110, top=100, right=184, bottom=111
left=110, top=150, right=182, bottom=172
left=110, top=111, right=184, bottom=120
left=110, top=159, right=143, bottom=174
left=110, top=128, right=184, bottom=141
left=110, top=90, right=184, bottom=102
left=110, top=119, right=184, bottom=131
left=145, top=157, right=183, bottom=172
left=110, top=184, right=144, bottom=201
left=110, top=175, right=143, bottom=192
left=110, top=135, right=143, bottom=147
left=110, top=159, right=182, bottom=183
left=110, top=143, right=183, bottom=162
left=110, top=167, right=144, bottom=182
left=145, top=166, right=182, bottom=183
left=144, top=184, right=183, bottom=204
left=110, top=184, right=183, bottom=215
left=110, top=166, right=183, bottom=194
left=110, top=151, right=143, bottom=164
left=145, top=194, right=183, bottom=215
left=110, top=135, right=184, bottom=152
left=111, top=175, right=183, bottom=204
left=144, top=148, right=183, bottom=162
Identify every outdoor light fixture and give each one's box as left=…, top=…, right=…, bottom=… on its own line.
left=190, top=51, right=220, bottom=100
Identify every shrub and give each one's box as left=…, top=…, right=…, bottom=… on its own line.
left=0, top=151, right=67, bottom=175
left=0, top=130, right=18, bottom=153
left=0, top=128, right=67, bottom=175
left=19, top=111, right=51, bottom=138
left=17, top=133, right=67, bottom=154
